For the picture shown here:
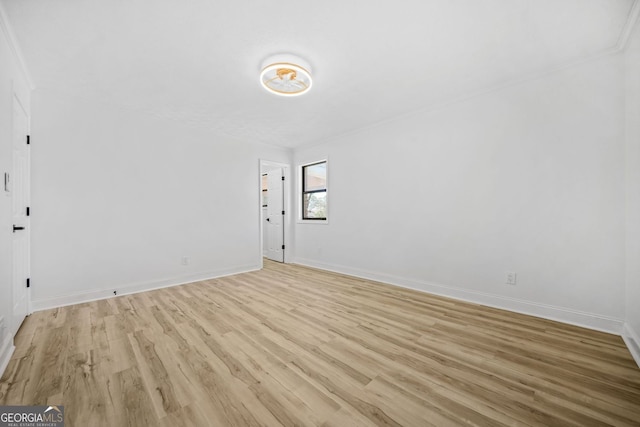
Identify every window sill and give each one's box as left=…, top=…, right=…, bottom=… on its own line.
left=297, top=219, right=329, bottom=225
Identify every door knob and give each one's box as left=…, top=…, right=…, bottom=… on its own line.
left=13, top=225, right=25, bottom=232
left=266, top=218, right=270, bottom=222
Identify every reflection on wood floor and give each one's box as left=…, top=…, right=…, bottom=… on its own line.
left=1, top=260, right=639, bottom=426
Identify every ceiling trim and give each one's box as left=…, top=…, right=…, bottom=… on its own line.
left=0, top=2, right=34, bottom=89
left=617, top=0, right=640, bottom=50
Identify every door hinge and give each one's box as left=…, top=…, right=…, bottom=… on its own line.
left=282, top=210, right=285, bottom=215
left=281, top=176, right=285, bottom=181
left=26, top=135, right=30, bottom=145
left=26, top=278, right=30, bottom=288
left=282, top=245, right=285, bottom=250
left=26, top=206, right=30, bottom=216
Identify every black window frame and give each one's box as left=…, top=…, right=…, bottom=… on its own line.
left=302, top=160, right=327, bottom=221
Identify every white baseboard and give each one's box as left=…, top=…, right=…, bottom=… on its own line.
left=27, top=258, right=634, bottom=364
left=30, top=264, right=260, bottom=312
left=623, top=323, right=640, bottom=368
left=293, top=258, right=624, bottom=335
left=0, top=334, right=15, bottom=377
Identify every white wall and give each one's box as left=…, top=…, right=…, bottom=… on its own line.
left=0, top=7, right=31, bottom=372
left=30, top=88, right=290, bottom=309
left=293, top=53, right=626, bottom=332
left=624, top=20, right=640, bottom=364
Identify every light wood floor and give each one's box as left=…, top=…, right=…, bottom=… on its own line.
left=1, top=261, right=639, bottom=426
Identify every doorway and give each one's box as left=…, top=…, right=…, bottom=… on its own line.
left=11, top=94, right=30, bottom=336
left=260, top=160, right=290, bottom=264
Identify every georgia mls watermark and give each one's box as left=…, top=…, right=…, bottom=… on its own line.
left=0, top=406, right=63, bottom=427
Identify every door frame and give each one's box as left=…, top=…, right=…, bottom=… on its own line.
left=259, top=160, right=291, bottom=268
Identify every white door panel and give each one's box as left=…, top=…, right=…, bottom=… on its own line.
left=11, top=96, right=30, bottom=335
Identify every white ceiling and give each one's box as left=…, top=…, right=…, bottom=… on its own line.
left=1, top=0, right=637, bottom=148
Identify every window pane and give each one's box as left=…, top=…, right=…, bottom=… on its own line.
left=303, top=192, right=326, bottom=219
left=304, top=162, right=326, bottom=192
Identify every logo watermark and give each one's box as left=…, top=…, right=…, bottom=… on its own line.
left=0, top=406, right=64, bottom=427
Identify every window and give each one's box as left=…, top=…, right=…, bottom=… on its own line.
left=302, top=161, right=327, bottom=220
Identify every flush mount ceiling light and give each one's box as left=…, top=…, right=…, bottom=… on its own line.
left=260, top=54, right=312, bottom=97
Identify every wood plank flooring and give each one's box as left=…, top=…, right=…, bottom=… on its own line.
left=1, top=260, right=639, bottom=426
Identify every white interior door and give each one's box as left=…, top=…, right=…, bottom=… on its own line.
left=11, top=96, right=30, bottom=335
left=265, top=168, right=284, bottom=262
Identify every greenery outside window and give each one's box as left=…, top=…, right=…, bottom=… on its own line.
left=302, top=161, right=327, bottom=220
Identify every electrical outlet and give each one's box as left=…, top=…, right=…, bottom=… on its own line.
left=505, top=271, right=517, bottom=285
left=181, top=256, right=189, bottom=266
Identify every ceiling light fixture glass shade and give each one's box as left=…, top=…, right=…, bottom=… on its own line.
left=260, top=54, right=312, bottom=97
